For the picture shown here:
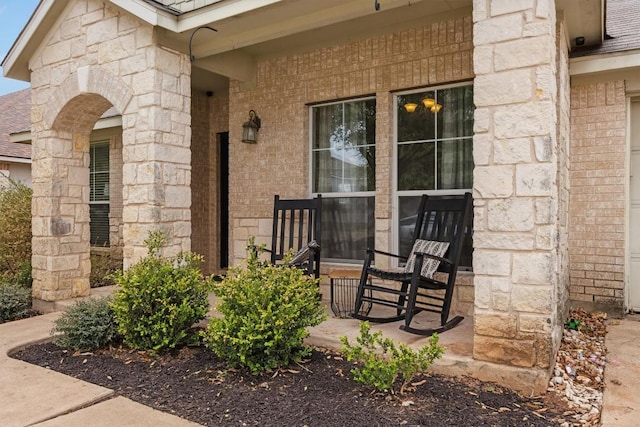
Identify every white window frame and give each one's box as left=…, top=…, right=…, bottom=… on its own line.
left=309, top=96, right=376, bottom=263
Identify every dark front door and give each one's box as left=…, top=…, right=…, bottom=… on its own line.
left=219, top=132, right=229, bottom=269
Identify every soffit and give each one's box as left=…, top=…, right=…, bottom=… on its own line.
left=557, top=0, right=605, bottom=49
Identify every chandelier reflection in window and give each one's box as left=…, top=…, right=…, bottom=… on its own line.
left=403, top=97, right=443, bottom=114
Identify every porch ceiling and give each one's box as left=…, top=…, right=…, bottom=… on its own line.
left=557, top=0, right=605, bottom=49
left=2, top=0, right=605, bottom=94
left=166, top=0, right=605, bottom=92
left=166, top=0, right=472, bottom=92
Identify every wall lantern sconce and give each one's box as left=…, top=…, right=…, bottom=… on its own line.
left=242, top=110, right=261, bottom=143
left=403, top=97, right=443, bottom=114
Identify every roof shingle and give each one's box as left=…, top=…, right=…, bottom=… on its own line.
left=0, top=88, right=31, bottom=160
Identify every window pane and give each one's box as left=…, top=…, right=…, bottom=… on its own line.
left=90, top=203, right=110, bottom=247
left=437, top=138, right=473, bottom=190
left=91, top=172, right=110, bottom=201
left=438, top=85, right=474, bottom=139
left=397, top=142, right=435, bottom=191
left=90, top=142, right=110, bottom=247
left=313, top=103, right=342, bottom=150
left=397, top=92, right=436, bottom=142
left=396, top=84, right=474, bottom=269
left=312, top=147, right=375, bottom=193
left=322, top=196, right=375, bottom=261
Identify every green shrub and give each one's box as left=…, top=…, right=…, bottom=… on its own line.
left=0, top=282, right=31, bottom=322
left=51, top=297, right=119, bottom=351
left=109, top=231, right=210, bottom=351
left=0, top=180, right=32, bottom=285
left=340, top=321, right=445, bottom=394
left=90, top=252, right=122, bottom=288
left=203, top=240, right=326, bottom=374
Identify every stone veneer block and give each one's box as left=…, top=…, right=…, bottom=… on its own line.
left=473, top=335, right=535, bottom=367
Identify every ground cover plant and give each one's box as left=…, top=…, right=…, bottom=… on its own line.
left=0, top=281, right=32, bottom=323
left=341, top=321, right=444, bottom=394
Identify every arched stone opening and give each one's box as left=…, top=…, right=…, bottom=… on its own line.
left=32, top=67, right=132, bottom=308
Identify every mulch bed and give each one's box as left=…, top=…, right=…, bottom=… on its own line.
left=12, top=342, right=572, bottom=426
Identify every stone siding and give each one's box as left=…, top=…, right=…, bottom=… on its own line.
left=472, top=0, right=566, bottom=375
left=108, top=132, right=123, bottom=256
left=555, top=21, right=571, bottom=327
left=29, top=0, right=192, bottom=301
left=569, top=81, right=626, bottom=314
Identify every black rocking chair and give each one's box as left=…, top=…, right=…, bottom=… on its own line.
left=352, top=193, right=472, bottom=335
left=265, top=195, right=322, bottom=279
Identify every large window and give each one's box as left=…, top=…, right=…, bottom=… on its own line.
left=89, top=142, right=110, bottom=246
left=311, top=98, right=376, bottom=261
left=396, top=83, right=474, bottom=268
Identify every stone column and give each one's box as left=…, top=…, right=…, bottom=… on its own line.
left=472, top=0, right=564, bottom=373
left=31, top=130, right=91, bottom=303
left=121, top=46, right=192, bottom=267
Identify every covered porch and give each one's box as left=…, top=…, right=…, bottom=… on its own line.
left=0, top=0, right=606, bottom=395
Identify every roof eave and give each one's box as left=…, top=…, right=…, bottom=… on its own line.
left=570, top=48, right=640, bottom=76
left=2, top=0, right=181, bottom=83
left=0, top=155, right=31, bottom=164
left=2, top=0, right=58, bottom=82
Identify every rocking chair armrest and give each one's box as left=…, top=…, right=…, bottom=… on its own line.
left=308, top=245, right=320, bottom=258
left=366, top=248, right=408, bottom=261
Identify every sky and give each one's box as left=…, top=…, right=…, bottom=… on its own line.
left=0, top=0, right=41, bottom=96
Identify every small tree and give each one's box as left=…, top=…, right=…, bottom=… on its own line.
left=0, top=179, right=32, bottom=286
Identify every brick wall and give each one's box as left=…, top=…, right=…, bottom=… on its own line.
left=225, top=16, right=474, bottom=313
left=227, top=15, right=474, bottom=261
left=569, top=81, right=626, bottom=314
left=191, top=91, right=212, bottom=270
left=208, top=91, right=229, bottom=272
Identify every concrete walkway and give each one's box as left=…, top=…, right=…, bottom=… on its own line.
left=0, top=313, right=201, bottom=427
left=600, top=317, right=640, bottom=427
left=0, top=297, right=638, bottom=426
